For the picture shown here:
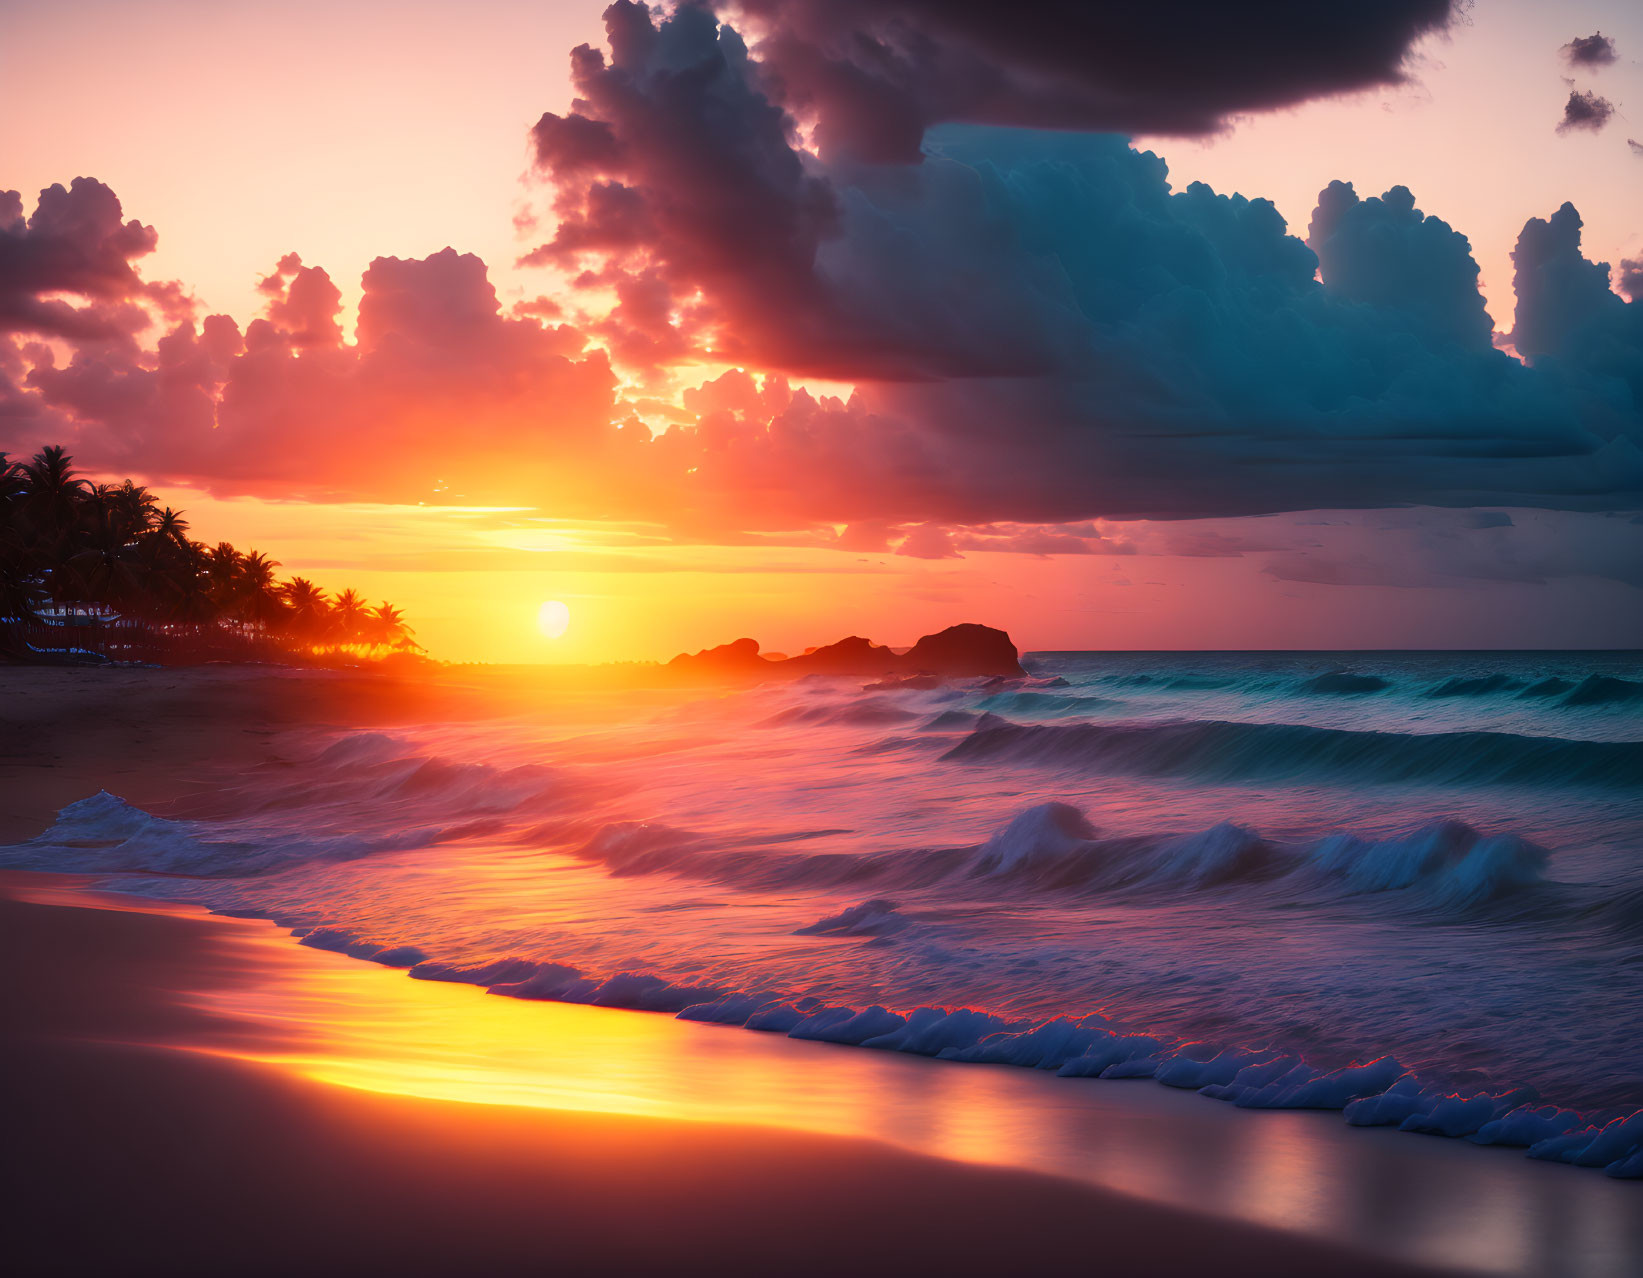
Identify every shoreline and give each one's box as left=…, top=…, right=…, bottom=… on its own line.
left=0, top=873, right=1470, bottom=1277
left=4, top=662, right=1641, bottom=1275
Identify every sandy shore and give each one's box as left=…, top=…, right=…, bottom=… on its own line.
left=1, top=874, right=1466, bottom=1277
left=0, top=665, right=1616, bottom=1275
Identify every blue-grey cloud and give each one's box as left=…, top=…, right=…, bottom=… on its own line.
left=1509, top=203, right=1643, bottom=410
left=1558, top=89, right=1615, bottom=133
left=727, top=0, right=1456, bottom=162
left=520, top=4, right=1641, bottom=527
left=1562, top=32, right=1618, bottom=69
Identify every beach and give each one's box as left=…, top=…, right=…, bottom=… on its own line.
left=0, top=871, right=1497, bottom=1278
left=3, top=663, right=1640, bottom=1277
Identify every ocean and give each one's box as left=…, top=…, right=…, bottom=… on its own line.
left=8, top=650, right=1643, bottom=1174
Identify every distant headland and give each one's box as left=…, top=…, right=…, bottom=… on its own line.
left=663, top=623, right=1026, bottom=683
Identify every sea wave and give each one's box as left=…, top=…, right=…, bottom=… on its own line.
left=560, top=800, right=1559, bottom=919
left=1025, top=659, right=1643, bottom=711
left=169, top=905, right=1643, bottom=1180
left=941, top=717, right=1643, bottom=788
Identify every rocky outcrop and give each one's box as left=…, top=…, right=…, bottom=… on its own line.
left=664, top=637, right=772, bottom=679
left=901, top=623, right=1025, bottom=678
left=782, top=635, right=899, bottom=676
left=663, top=624, right=1024, bottom=682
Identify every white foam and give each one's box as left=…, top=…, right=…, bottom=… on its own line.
left=971, top=803, right=1098, bottom=874
left=1531, top=1110, right=1643, bottom=1176
left=1234, top=1056, right=1406, bottom=1109
left=789, top=1005, right=907, bottom=1045
left=1469, top=1105, right=1583, bottom=1147
left=941, top=1015, right=1112, bottom=1070
left=1308, top=820, right=1548, bottom=907
left=1055, top=1034, right=1166, bottom=1077
left=858, top=1007, right=1009, bottom=1055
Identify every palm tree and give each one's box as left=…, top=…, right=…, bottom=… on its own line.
left=106, top=480, right=158, bottom=540
left=0, top=453, right=41, bottom=625
left=65, top=493, right=150, bottom=615
left=158, top=540, right=218, bottom=627
left=367, top=601, right=417, bottom=651
left=2, top=446, right=418, bottom=664
left=234, top=550, right=285, bottom=631
left=280, top=577, right=330, bottom=646
left=17, top=446, right=90, bottom=616
left=329, top=588, right=368, bottom=648
left=154, top=507, right=190, bottom=544
left=3, top=453, right=31, bottom=503
left=204, top=542, right=241, bottom=609
left=21, top=445, right=87, bottom=530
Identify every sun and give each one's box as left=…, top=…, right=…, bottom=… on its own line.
left=536, top=600, right=571, bottom=639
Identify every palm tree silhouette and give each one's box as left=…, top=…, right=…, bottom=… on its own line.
left=330, top=588, right=368, bottom=649
left=368, top=602, right=417, bottom=651
left=1, top=446, right=418, bottom=665
left=281, top=577, right=331, bottom=647
left=234, top=550, right=285, bottom=632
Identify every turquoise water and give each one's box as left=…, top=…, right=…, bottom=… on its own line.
left=6, top=651, right=1643, bottom=1174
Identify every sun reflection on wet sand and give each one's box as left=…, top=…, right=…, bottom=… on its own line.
left=133, top=902, right=1642, bottom=1278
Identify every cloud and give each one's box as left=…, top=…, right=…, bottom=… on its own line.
left=1557, top=89, right=1615, bottom=133
left=1260, top=508, right=1643, bottom=589
left=511, top=5, right=1643, bottom=526
left=5, top=5, right=1642, bottom=540
left=726, top=0, right=1457, bottom=162
left=1306, top=179, right=1493, bottom=347
left=257, top=253, right=344, bottom=348
left=895, top=522, right=962, bottom=558
left=1509, top=203, right=1643, bottom=410
left=12, top=235, right=631, bottom=507
left=1621, top=259, right=1643, bottom=304
left=1631, top=138, right=1643, bottom=158
left=1561, top=32, right=1618, bottom=69
left=0, top=178, right=175, bottom=343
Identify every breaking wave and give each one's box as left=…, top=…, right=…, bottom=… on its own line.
left=178, top=904, right=1643, bottom=1180
left=5, top=648, right=1640, bottom=1188
left=560, top=800, right=1557, bottom=920
left=0, top=791, right=414, bottom=877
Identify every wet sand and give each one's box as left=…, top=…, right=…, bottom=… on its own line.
left=1, top=876, right=1477, bottom=1277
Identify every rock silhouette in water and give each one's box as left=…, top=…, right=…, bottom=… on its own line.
left=665, top=624, right=1024, bottom=681
left=784, top=635, right=900, bottom=676
left=902, top=624, right=1027, bottom=678
left=664, top=637, right=772, bottom=678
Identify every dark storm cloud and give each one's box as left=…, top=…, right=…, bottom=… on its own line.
left=1561, top=32, right=1618, bottom=69
left=520, top=5, right=1642, bottom=525
left=1557, top=90, right=1615, bottom=133
left=725, top=0, right=1457, bottom=162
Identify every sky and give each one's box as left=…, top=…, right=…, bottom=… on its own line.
left=3, top=0, right=1641, bottom=662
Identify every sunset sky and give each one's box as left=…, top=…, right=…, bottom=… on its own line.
left=4, top=0, right=1641, bottom=662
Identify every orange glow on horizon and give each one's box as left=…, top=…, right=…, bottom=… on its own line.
left=64, top=482, right=1626, bottom=664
